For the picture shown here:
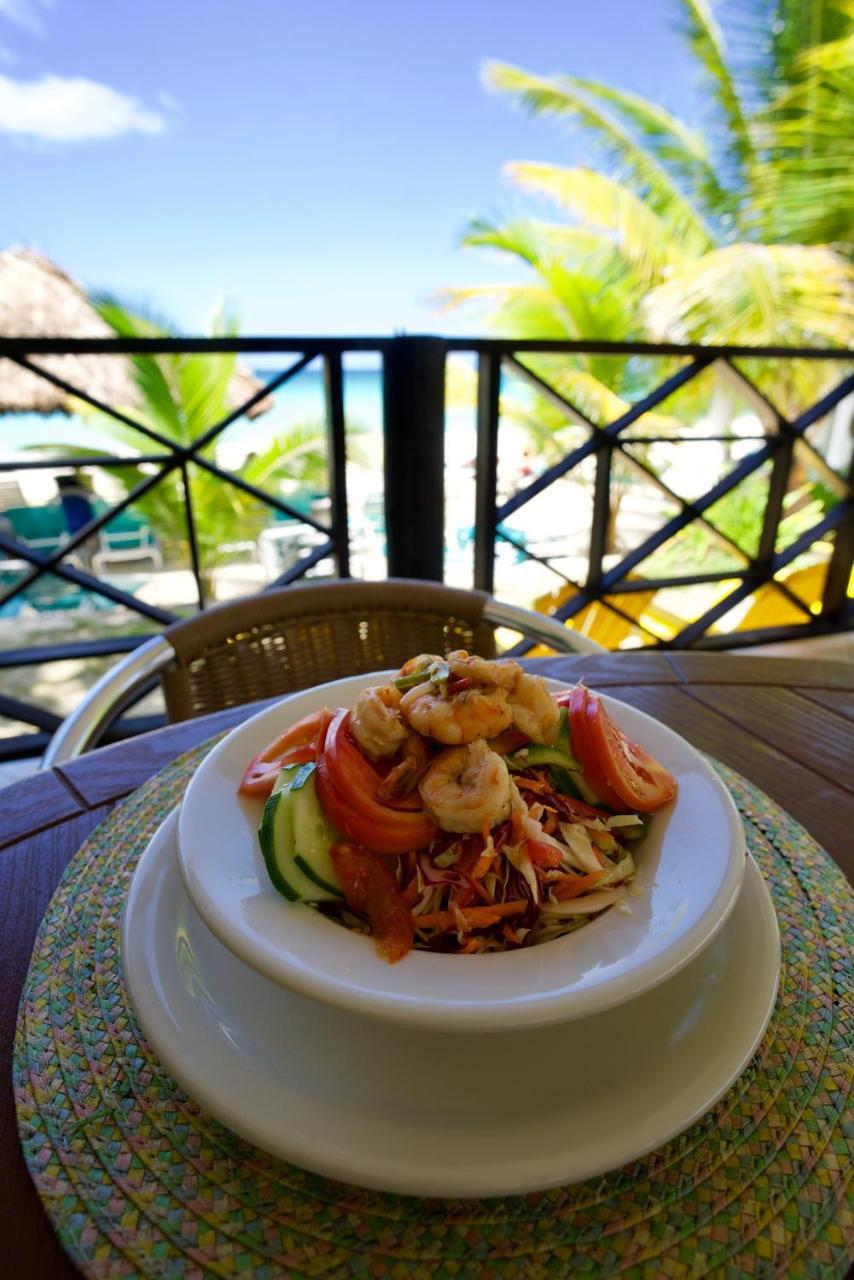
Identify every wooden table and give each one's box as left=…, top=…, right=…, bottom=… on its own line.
left=2, top=652, right=852, bottom=1279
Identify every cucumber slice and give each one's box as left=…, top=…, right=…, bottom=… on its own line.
left=572, top=770, right=604, bottom=808
left=291, top=767, right=344, bottom=898
left=549, top=764, right=586, bottom=800
left=258, top=762, right=342, bottom=902
left=258, top=789, right=305, bottom=901
left=525, top=743, right=581, bottom=770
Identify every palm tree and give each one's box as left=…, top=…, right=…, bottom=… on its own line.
left=448, top=0, right=853, bottom=414
left=442, top=1, right=853, bottom=590
left=76, top=298, right=330, bottom=600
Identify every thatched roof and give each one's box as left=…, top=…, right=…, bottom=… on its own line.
left=0, top=247, right=271, bottom=420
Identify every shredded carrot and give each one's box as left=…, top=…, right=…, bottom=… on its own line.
left=472, top=850, right=495, bottom=879
left=461, top=937, right=485, bottom=954
left=511, top=809, right=527, bottom=843
left=460, top=900, right=528, bottom=924
left=515, top=776, right=551, bottom=795
left=464, top=876, right=496, bottom=905
left=415, top=899, right=528, bottom=931
left=502, top=924, right=522, bottom=945
left=541, top=811, right=559, bottom=836
left=552, top=870, right=606, bottom=900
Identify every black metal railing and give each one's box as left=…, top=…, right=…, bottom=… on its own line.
left=455, top=338, right=853, bottom=653
left=0, top=334, right=851, bottom=758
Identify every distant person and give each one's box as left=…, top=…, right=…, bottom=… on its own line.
left=57, top=472, right=96, bottom=568
left=57, top=472, right=94, bottom=533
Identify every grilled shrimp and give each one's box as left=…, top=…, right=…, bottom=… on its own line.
left=350, top=685, right=409, bottom=759
left=447, top=651, right=520, bottom=689
left=509, top=671, right=560, bottom=745
left=377, top=730, right=432, bottom=800
left=400, top=680, right=512, bottom=744
left=398, top=649, right=520, bottom=745
left=418, top=739, right=513, bottom=833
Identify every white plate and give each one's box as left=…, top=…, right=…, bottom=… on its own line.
left=177, top=673, right=746, bottom=1031
left=124, top=811, right=779, bottom=1198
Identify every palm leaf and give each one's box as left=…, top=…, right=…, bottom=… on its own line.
left=504, top=163, right=693, bottom=284
left=241, top=422, right=329, bottom=492
left=483, top=61, right=716, bottom=247
left=642, top=242, right=854, bottom=347
left=765, top=0, right=851, bottom=85
left=176, top=351, right=238, bottom=440
left=796, top=3, right=854, bottom=72
left=749, top=10, right=854, bottom=244
left=563, top=75, right=732, bottom=213
left=438, top=284, right=581, bottom=338
left=463, top=216, right=611, bottom=271
left=91, top=295, right=183, bottom=441
left=672, top=0, right=755, bottom=174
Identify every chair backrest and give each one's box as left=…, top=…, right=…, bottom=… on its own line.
left=161, top=579, right=503, bottom=720
left=42, top=578, right=604, bottom=766
left=533, top=580, right=657, bottom=650
left=5, top=504, right=66, bottom=545
left=93, top=501, right=152, bottom=537
left=737, top=563, right=826, bottom=632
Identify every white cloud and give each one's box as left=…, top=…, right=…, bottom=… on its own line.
left=0, top=0, right=52, bottom=35
left=0, top=72, right=167, bottom=140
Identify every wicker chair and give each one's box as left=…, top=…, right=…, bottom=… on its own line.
left=43, top=578, right=604, bottom=766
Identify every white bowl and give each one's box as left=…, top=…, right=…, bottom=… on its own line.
left=177, top=672, right=746, bottom=1032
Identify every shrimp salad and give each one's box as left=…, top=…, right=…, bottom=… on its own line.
left=240, top=653, right=679, bottom=962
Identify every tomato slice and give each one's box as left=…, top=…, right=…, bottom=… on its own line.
left=316, top=756, right=414, bottom=851
left=584, top=695, right=677, bottom=812
left=330, top=843, right=414, bottom=963
left=315, top=710, right=437, bottom=854
left=238, top=708, right=333, bottom=795
left=567, top=687, right=625, bottom=809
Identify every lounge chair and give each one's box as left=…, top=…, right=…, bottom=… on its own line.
left=91, top=504, right=162, bottom=574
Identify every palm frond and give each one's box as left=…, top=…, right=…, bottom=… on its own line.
left=563, top=75, right=731, bottom=213
left=91, top=295, right=183, bottom=440
left=437, top=284, right=578, bottom=338
left=504, top=163, right=693, bottom=284
left=463, top=216, right=609, bottom=270
left=750, top=153, right=854, bottom=246
left=176, top=351, right=237, bottom=439
left=766, top=0, right=851, bottom=86
left=749, top=9, right=854, bottom=245
left=483, top=61, right=716, bottom=247
left=642, top=242, right=854, bottom=347
left=241, top=422, right=329, bottom=492
left=672, top=0, right=755, bottom=174
left=796, top=8, right=854, bottom=71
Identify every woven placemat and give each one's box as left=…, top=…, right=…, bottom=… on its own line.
left=14, top=739, right=854, bottom=1280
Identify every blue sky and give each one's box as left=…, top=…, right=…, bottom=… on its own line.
left=0, top=0, right=705, bottom=335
